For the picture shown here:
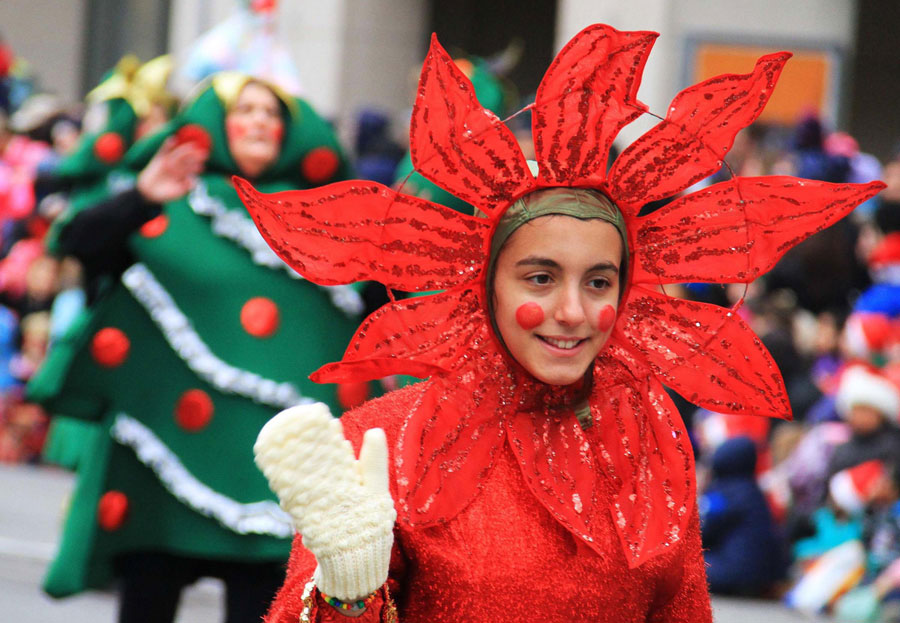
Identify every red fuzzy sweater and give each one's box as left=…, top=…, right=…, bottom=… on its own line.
left=265, top=383, right=711, bottom=622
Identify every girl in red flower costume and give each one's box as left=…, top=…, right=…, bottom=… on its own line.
left=238, top=24, right=883, bottom=622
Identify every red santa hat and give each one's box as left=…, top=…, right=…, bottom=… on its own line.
left=829, top=460, right=886, bottom=514
left=699, top=411, right=770, bottom=451
left=870, top=233, right=900, bottom=268
left=870, top=233, right=900, bottom=286
left=843, top=312, right=893, bottom=358
left=835, top=364, right=900, bottom=422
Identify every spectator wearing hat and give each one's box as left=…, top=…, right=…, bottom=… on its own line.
left=791, top=463, right=875, bottom=564
left=829, top=462, right=900, bottom=622
left=853, top=232, right=900, bottom=319
left=700, top=436, right=789, bottom=595
left=827, top=365, right=900, bottom=480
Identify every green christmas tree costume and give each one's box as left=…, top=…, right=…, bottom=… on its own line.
left=31, top=73, right=362, bottom=597
left=40, top=55, right=177, bottom=470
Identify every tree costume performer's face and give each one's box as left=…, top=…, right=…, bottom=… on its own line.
left=225, top=82, right=284, bottom=178
left=135, top=102, right=170, bottom=140
left=493, top=214, right=622, bottom=386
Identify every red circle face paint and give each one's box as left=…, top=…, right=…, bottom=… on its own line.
left=225, top=118, right=248, bottom=140
left=597, top=305, right=616, bottom=332
left=515, top=302, right=544, bottom=330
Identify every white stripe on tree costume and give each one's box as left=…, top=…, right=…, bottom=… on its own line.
left=188, top=181, right=363, bottom=317
left=122, top=263, right=310, bottom=410
left=111, top=413, right=294, bottom=538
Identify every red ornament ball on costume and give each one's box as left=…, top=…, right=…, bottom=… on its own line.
left=91, top=327, right=130, bottom=367
left=93, top=132, right=126, bottom=164
left=597, top=305, right=616, bottom=332
left=241, top=297, right=280, bottom=338
left=337, top=381, right=370, bottom=410
left=175, top=389, right=214, bottom=431
left=97, top=490, right=129, bottom=531
left=301, top=147, right=339, bottom=183
left=515, top=302, right=544, bottom=330
left=174, top=123, right=213, bottom=153
left=140, top=214, right=169, bottom=238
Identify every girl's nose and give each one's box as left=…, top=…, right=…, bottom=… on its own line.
left=553, top=286, right=585, bottom=326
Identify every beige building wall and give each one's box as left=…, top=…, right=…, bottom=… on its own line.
left=0, top=0, right=87, bottom=105
left=556, top=0, right=858, bottom=144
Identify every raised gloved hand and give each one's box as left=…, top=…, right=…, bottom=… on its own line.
left=254, top=403, right=395, bottom=601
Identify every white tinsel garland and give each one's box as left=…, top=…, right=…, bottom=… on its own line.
left=111, top=413, right=294, bottom=538
left=122, top=263, right=310, bottom=410
left=188, top=181, right=363, bottom=317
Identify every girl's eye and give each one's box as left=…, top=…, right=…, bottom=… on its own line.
left=527, top=274, right=551, bottom=285
left=588, top=277, right=611, bottom=289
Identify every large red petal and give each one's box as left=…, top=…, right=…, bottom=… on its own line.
left=507, top=407, right=606, bottom=553
left=634, top=177, right=886, bottom=285
left=588, top=350, right=696, bottom=566
left=234, top=177, right=490, bottom=291
left=618, top=286, right=790, bottom=418
left=397, top=352, right=511, bottom=526
left=608, top=52, right=791, bottom=212
left=533, top=24, right=657, bottom=187
left=409, top=34, right=534, bottom=217
left=311, top=286, right=488, bottom=384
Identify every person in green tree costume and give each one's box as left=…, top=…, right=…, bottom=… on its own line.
left=46, top=53, right=177, bottom=256
left=39, top=54, right=178, bottom=471
left=28, top=72, right=363, bottom=623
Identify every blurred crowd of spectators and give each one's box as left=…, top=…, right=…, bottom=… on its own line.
left=0, top=37, right=87, bottom=462
left=685, top=116, right=900, bottom=619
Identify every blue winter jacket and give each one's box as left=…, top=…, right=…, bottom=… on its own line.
left=701, top=436, right=788, bottom=594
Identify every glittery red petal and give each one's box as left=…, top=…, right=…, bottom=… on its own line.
left=533, top=24, right=656, bottom=187
left=409, top=34, right=535, bottom=217
left=234, top=177, right=490, bottom=291
left=619, top=286, right=790, bottom=418
left=507, top=408, right=606, bottom=553
left=608, top=52, right=791, bottom=212
left=311, top=286, right=488, bottom=384
left=588, top=350, right=695, bottom=565
left=398, top=370, right=509, bottom=527
left=634, top=177, right=886, bottom=284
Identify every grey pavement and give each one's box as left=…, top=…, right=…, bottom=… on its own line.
left=0, top=462, right=820, bottom=622
left=0, top=463, right=219, bottom=622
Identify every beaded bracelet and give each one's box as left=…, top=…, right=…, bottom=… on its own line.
left=319, top=589, right=378, bottom=612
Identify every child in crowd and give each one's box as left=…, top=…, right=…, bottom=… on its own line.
left=827, top=364, right=900, bottom=480
left=700, top=436, right=789, bottom=595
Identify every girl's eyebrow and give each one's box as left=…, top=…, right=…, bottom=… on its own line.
left=515, top=256, right=559, bottom=269
left=587, top=262, right=619, bottom=274
left=515, top=257, right=619, bottom=274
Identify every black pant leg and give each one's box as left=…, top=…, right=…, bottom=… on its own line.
left=115, top=551, right=197, bottom=623
left=219, top=560, right=286, bottom=623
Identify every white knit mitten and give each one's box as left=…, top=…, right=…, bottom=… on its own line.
left=254, top=403, right=396, bottom=601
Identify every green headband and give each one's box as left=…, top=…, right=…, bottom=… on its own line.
left=486, top=186, right=629, bottom=294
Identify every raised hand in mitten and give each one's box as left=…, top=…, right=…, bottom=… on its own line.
left=254, top=403, right=395, bottom=601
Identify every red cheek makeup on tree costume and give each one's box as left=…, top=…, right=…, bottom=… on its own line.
left=225, top=118, right=247, bottom=139
left=515, top=302, right=544, bottom=330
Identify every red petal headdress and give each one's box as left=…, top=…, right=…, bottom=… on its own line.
left=236, top=24, right=883, bottom=567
